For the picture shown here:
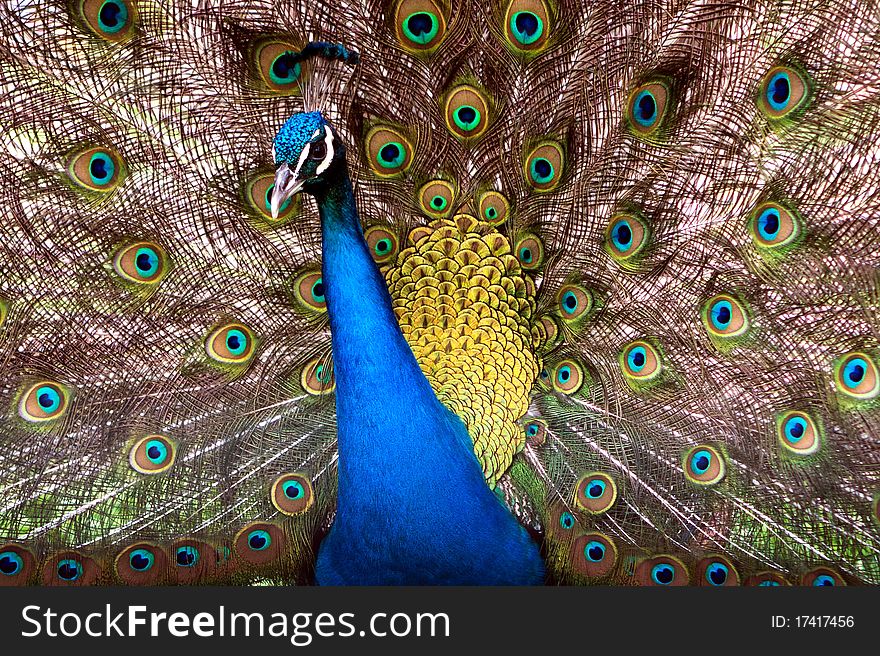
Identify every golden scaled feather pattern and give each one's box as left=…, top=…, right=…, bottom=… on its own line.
left=386, top=214, right=541, bottom=485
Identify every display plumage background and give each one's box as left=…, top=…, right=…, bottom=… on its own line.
left=1, top=0, right=879, bottom=585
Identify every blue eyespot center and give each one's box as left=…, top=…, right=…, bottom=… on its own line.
left=145, top=439, right=168, bottom=465
left=271, top=53, right=301, bottom=85
left=759, top=580, right=781, bottom=586
left=710, top=300, right=732, bottom=330
left=283, top=481, right=304, bottom=499
left=557, top=366, right=571, bottom=384
left=380, top=144, right=402, bottom=165
left=176, top=546, right=199, bottom=567
left=225, top=329, right=247, bottom=356
left=530, top=157, right=554, bottom=183
left=611, top=220, right=633, bottom=251
left=585, top=541, right=606, bottom=563
left=526, top=423, right=539, bottom=436
left=129, top=549, right=154, bottom=572
left=559, top=511, right=575, bottom=529
left=651, top=563, right=675, bottom=585
left=843, top=358, right=867, bottom=388
left=134, top=247, right=159, bottom=276
left=519, top=247, right=533, bottom=263
left=691, top=450, right=712, bottom=475
left=98, top=0, right=128, bottom=33
left=633, top=90, right=658, bottom=127
left=586, top=480, right=606, bottom=499
left=757, top=208, right=781, bottom=240
left=247, top=530, right=272, bottom=551
left=813, top=574, right=835, bottom=586
left=562, top=291, right=578, bottom=313
left=767, top=72, right=791, bottom=111
left=706, top=562, right=729, bottom=586
left=36, top=386, right=61, bottom=412
left=511, top=11, right=543, bottom=45
left=0, top=551, right=23, bottom=576
left=784, top=417, right=807, bottom=443
left=89, top=153, right=115, bottom=185
left=58, top=559, right=82, bottom=581
left=627, top=346, right=647, bottom=372
left=311, top=279, right=325, bottom=303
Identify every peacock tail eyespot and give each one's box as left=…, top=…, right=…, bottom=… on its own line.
left=620, top=341, right=662, bottom=386
left=57, top=558, right=83, bottom=582
left=418, top=179, right=456, bottom=217
left=255, top=41, right=309, bottom=94
left=558, top=510, right=575, bottom=530
left=514, top=234, right=544, bottom=270
left=605, top=213, right=650, bottom=265
left=366, top=126, right=414, bottom=176
left=301, top=357, right=336, bottom=395
left=364, top=226, right=400, bottom=264
left=570, top=533, right=618, bottom=579
left=205, top=323, right=256, bottom=365
left=556, top=284, right=593, bottom=323
left=67, top=147, right=125, bottom=192
left=394, top=0, right=447, bottom=52
left=551, top=359, right=584, bottom=394
left=444, top=85, right=490, bottom=139
left=776, top=410, right=821, bottom=456
left=0, top=552, right=22, bottom=576
left=697, top=556, right=740, bottom=587
left=128, top=549, right=154, bottom=572
left=635, top=556, right=690, bottom=586
left=524, top=141, right=564, bottom=192
left=129, top=434, right=176, bottom=474
left=175, top=546, right=199, bottom=567
left=113, top=241, right=168, bottom=285
left=0, top=545, right=34, bottom=586
left=245, top=173, right=301, bottom=222
left=503, top=0, right=551, bottom=52
left=801, top=567, right=845, bottom=586
left=18, top=381, right=71, bottom=423
left=748, top=202, right=801, bottom=252
left=834, top=352, right=879, bottom=401
left=574, top=472, right=617, bottom=514
left=702, top=294, right=749, bottom=340
left=234, top=523, right=286, bottom=564
left=746, top=571, right=789, bottom=586
left=477, top=191, right=510, bottom=226
left=271, top=473, right=315, bottom=515
left=758, top=65, right=811, bottom=120
left=291, top=269, right=327, bottom=313
left=76, top=0, right=136, bottom=41
left=523, top=418, right=547, bottom=446
left=114, top=543, right=168, bottom=584
left=247, top=529, right=271, bottom=551
left=683, top=445, right=726, bottom=485
left=626, top=81, right=671, bottom=138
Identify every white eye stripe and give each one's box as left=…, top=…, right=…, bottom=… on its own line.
left=315, top=131, right=335, bottom=176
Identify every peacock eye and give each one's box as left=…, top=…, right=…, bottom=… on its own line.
left=309, top=140, right=327, bottom=161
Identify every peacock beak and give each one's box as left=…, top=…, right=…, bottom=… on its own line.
left=270, top=163, right=304, bottom=219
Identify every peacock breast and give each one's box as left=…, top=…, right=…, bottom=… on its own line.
left=382, top=213, right=543, bottom=486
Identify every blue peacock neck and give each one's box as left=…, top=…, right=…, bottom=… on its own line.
left=312, top=166, right=544, bottom=585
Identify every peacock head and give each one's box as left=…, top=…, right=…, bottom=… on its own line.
left=271, top=110, right=345, bottom=218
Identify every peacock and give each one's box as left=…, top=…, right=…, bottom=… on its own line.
left=1, top=0, right=879, bottom=586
